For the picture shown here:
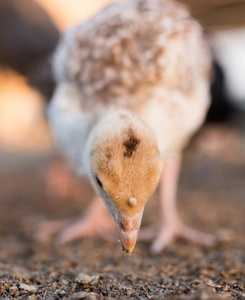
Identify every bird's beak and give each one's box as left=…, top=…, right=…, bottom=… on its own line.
left=117, top=212, right=143, bottom=255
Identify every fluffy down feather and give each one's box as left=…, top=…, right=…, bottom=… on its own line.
left=50, top=0, right=211, bottom=169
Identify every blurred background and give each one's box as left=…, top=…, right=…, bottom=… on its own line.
left=0, top=1, right=244, bottom=299
left=1, top=0, right=245, bottom=152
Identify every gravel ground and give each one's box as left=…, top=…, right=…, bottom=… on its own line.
left=0, top=128, right=244, bottom=300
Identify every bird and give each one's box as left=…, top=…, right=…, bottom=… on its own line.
left=0, top=0, right=59, bottom=100
left=46, top=0, right=216, bottom=255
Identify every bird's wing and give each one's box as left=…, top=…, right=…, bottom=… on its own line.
left=48, top=83, right=95, bottom=175
left=53, top=0, right=210, bottom=111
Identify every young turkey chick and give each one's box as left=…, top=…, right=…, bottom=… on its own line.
left=47, top=0, right=216, bottom=254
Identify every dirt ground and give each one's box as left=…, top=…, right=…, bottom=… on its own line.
left=0, top=126, right=244, bottom=300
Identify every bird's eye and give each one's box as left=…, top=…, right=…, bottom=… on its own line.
left=95, top=175, right=103, bottom=188
left=119, top=220, right=125, bottom=231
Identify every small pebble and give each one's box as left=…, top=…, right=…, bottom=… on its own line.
left=61, top=279, right=69, bottom=287
left=75, top=273, right=98, bottom=284
left=70, top=291, right=98, bottom=300
left=19, top=283, right=37, bottom=293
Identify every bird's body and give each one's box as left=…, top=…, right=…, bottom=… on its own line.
left=48, top=0, right=214, bottom=254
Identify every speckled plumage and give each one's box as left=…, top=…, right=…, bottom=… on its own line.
left=49, top=0, right=211, bottom=174
left=47, top=0, right=214, bottom=254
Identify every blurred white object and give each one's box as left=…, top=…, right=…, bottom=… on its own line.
left=210, top=29, right=245, bottom=109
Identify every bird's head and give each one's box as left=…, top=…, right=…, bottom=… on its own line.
left=86, top=113, right=162, bottom=254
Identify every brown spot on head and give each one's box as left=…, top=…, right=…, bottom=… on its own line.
left=123, top=128, right=140, bottom=158
left=106, top=148, right=112, bottom=160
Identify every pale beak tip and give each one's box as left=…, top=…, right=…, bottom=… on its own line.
left=120, top=230, right=138, bottom=255
left=121, top=244, right=134, bottom=255
left=126, top=250, right=133, bottom=256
